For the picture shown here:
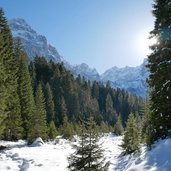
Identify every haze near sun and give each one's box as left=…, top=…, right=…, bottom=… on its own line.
left=135, top=30, right=157, bottom=57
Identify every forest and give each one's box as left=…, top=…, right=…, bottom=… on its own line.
left=0, top=8, right=143, bottom=143
left=0, top=0, right=171, bottom=170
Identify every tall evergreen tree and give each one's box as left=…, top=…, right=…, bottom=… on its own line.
left=68, top=117, right=108, bottom=171
left=105, top=93, right=117, bottom=125
left=15, top=39, right=35, bottom=139
left=0, top=27, right=7, bottom=137
left=142, top=101, right=153, bottom=148
left=29, top=61, right=36, bottom=93
left=121, top=113, right=140, bottom=154
left=48, top=121, right=58, bottom=140
left=0, top=8, right=22, bottom=140
left=147, top=0, right=171, bottom=143
left=114, top=114, right=124, bottom=135
left=28, top=83, right=47, bottom=143
left=44, top=82, right=55, bottom=124
left=60, top=114, right=74, bottom=139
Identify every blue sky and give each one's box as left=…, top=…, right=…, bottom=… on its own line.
left=1, top=0, right=154, bottom=73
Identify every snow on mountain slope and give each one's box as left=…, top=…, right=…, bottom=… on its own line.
left=72, top=63, right=100, bottom=81
left=101, top=59, right=149, bottom=97
left=9, top=18, right=148, bottom=97
left=9, top=18, right=100, bottom=81
left=9, top=18, right=63, bottom=63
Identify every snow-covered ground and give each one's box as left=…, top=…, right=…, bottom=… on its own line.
left=0, top=134, right=171, bottom=171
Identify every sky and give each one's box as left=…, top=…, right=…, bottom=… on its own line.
left=0, top=0, right=154, bottom=74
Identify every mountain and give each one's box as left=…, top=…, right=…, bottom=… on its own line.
left=9, top=18, right=148, bottom=97
left=9, top=18, right=100, bottom=81
left=72, top=63, right=100, bottom=81
left=9, top=18, right=63, bottom=62
left=101, top=59, right=149, bottom=97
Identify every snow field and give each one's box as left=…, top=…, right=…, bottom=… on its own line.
left=1, top=134, right=171, bottom=171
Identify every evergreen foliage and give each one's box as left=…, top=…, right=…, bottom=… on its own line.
left=48, top=121, right=58, bottom=140
left=68, top=117, right=108, bottom=171
left=0, top=9, right=145, bottom=142
left=0, top=9, right=8, bottom=137
left=114, top=114, right=124, bottom=135
left=121, top=113, right=140, bottom=154
left=30, top=56, right=144, bottom=128
left=105, top=93, right=117, bottom=125
left=28, top=84, right=47, bottom=143
left=147, top=0, right=171, bottom=143
left=142, top=101, right=153, bottom=148
left=60, top=114, right=74, bottom=139
left=15, top=39, right=35, bottom=139
left=44, top=82, right=55, bottom=124
left=0, top=8, right=22, bottom=140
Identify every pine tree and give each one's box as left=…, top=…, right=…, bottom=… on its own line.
left=147, top=0, right=171, bottom=143
left=0, top=8, right=23, bottom=140
left=44, top=82, right=55, bottom=124
left=15, top=39, right=35, bottom=139
left=29, top=61, right=36, bottom=93
left=99, top=121, right=111, bottom=134
left=0, top=9, right=8, bottom=137
left=0, top=37, right=7, bottom=137
left=114, top=114, right=124, bottom=136
left=142, top=101, right=153, bottom=148
left=60, top=114, right=74, bottom=139
left=105, top=93, right=117, bottom=125
left=28, top=83, right=47, bottom=143
left=48, top=121, right=58, bottom=140
left=68, top=117, right=108, bottom=171
left=121, top=113, right=140, bottom=154
left=59, top=96, right=68, bottom=125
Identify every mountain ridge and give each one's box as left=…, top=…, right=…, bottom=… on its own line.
left=9, top=18, right=148, bottom=97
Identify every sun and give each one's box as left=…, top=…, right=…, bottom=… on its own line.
left=135, top=31, right=158, bottom=56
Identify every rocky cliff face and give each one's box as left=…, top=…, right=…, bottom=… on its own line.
left=101, top=59, right=149, bottom=97
left=9, top=18, right=63, bottom=62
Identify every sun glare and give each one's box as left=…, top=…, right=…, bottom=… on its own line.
left=135, top=31, right=158, bottom=56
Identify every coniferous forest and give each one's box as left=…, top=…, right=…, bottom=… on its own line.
left=1, top=0, right=171, bottom=170
left=0, top=8, right=143, bottom=143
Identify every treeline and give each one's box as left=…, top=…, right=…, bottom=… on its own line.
left=30, top=56, right=144, bottom=127
left=0, top=8, right=144, bottom=143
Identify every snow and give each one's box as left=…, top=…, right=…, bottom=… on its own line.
left=30, top=137, right=44, bottom=147
left=125, top=138, right=171, bottom=171
left=101, top=59, right=148, bottom=97
left=0, top=134, right=171, bottom=171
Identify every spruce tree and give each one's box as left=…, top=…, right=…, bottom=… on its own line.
left=44, top=82, right=55, bottom=124
left=0, top=9, right=8, bottom=137
left=15, top=39, right=35, bottom=139
left=142, top=101, right=153, bottom=148
left=28, top=83, right=47, bottom=143
left=0, top=37, right=7, bottom=137
left=68, top=117, right=108, bottom=171
left=60, top=114, right=74, bottom=139
left=48, top=121, right=58, bottom=140
left=0, top=8, right=23, bottom=140
left=29, top=61, right=36, bottom=93
left=105, top=93, right=117, bottom=125
left=121, top=113, right=140, bottom=154
left=147, top=0, right=171, bottom=143
left=114, top=114, right=124, bottom=136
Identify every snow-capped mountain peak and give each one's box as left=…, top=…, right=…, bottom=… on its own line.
left=9, top=18, right=148, bottom=97
left=9, top=18, right=63, bottom=62
left=101, top=59, right=148, bottom=97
